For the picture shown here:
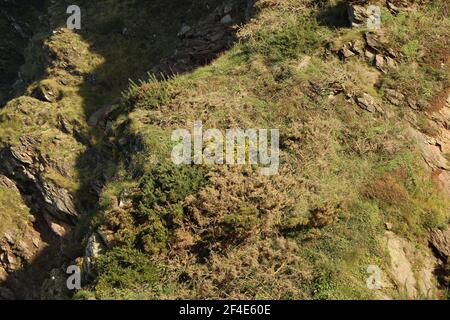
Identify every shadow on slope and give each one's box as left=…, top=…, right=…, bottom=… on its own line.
left=1, top=0, right=254, bottom=299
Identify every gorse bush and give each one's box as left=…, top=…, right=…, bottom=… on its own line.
left=221, top=205, right=261, bottom=238
left=95, top=247, right=159, bottom=296
left=137, top=162, right=207, bottom=220
left=134, top=162, right=207, bottom=253
left=181, top=166, right=296, bottom=250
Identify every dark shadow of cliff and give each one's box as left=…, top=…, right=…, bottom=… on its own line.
left=316, top=1, right=350, bottom=29
left=0, top=0, right=47, bottom=106
left=1, top=0, right=255, bottom=299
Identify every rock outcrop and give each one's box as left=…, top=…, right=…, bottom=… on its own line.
left=154, top=1, right=251, bottom=75
left=0, top=174, right=46, bottom=299
left=429, top=228, right=450, bottom=286
left=355, top=93, right=383, bottom=113
left=0, top=136, right=79, bottom=225
left=385, top=231, right=437, bottom=299
left=347, top=2, right=381, bottom=29
left=430, top=229, right=450, bottom=260
left=82, top=232, right=107, bottom=279
left=334, top=31, right=397, bottom=73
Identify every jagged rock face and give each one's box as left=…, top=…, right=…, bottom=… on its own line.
left=385, top=231, right=437, bottom=299
left=429, top=229, right=450, bottom=286
left=0, top=136, right=79, bottom=225
left=0, top=174, right=45, bottom=299
left=0, top=225, right=42, bottom=277
left=154, top=1, right=253, bottom=75
left=0, top=134, right=77, bottom=299
left=430, top=229, right=450, bottom=261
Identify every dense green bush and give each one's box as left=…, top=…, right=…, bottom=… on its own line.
left=137, top=162, right=207, bottom=219
left=95, top=247, right=159, bottom=294
left=135, top=162, right=207, bottom=253
left=221, top=205, right=261, bottom=238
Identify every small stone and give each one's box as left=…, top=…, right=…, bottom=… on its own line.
left=220, top=14, right=233, bottom=25
left=385, top=56, right=397, bottom=68
left=4, top=252, right=18, bottom=271
left=0, top=175, right=17, bottom=190
left=407, top=97, right=419, bottom=110
left=386, top=48, right=397, bottom=59
left=365, top=49, right=375, bottom=61
left=365, top=32, right=383, bottom=52
left=385, top=222, right=394, bottom=230
left=43, top=213, right=71, bottom=237
left=355, top=93, right=382, bottom=113
left=177, top=24, right=191, bottom=38
left=350, top=40, right=364, bottom=55
left=9, top=145, right=34, bottom=165
left=385, top=89, right=405, bottom=106
left=33, top=84, right=58, bottom=103
left=58, top=117, right=72, bottom=134
left=31, top=235, right=40, bottom=248
left=340, top=46, right=356, bottom=59
left=223, top=3, right=233, bottom=14
left=387, top=1, right=400, bottom=15
left=88, top=105, right=114, bottom=127
left=375, top=54, right=386, bottom=73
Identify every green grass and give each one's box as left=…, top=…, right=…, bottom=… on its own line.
left=0, top=186, right=31, bottom=238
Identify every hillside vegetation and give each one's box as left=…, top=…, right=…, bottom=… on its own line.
left=0, top=0, right=449, bottom=300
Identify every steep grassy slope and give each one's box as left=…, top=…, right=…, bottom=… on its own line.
left=78, top=0, right=449, bottom=299
left=0, top=0, right=449, bottom=300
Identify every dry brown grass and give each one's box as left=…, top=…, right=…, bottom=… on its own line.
left=364, top=168, right=409, bottom=206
